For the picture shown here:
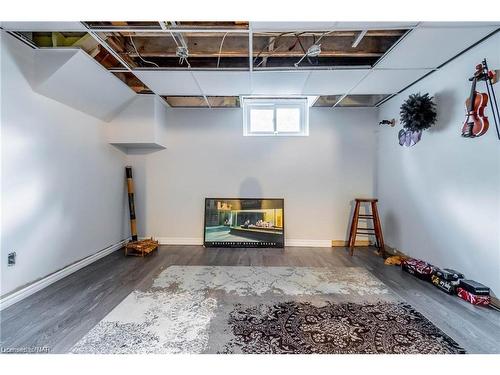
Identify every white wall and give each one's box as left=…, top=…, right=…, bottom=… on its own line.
left=107, top=95, right=168, bottom=147
left=1, top=32, right=129, bottom=296
left=126, top=107, right=378, bottom=244
left=376, top=32, right=500, bottom=295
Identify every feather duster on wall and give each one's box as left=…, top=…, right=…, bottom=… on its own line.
left=398, top=93, right=437, bottom=146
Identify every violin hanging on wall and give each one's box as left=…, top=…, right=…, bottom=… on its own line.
left=461, top=64, right=489, bottom=137
left=461, top=59, right=500, bottom=140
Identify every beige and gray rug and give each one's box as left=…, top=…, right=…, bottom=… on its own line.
left=71, top=266, right=465, bottom=354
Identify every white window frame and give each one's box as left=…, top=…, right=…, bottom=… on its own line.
left=242, top=97, right=309, bottom=136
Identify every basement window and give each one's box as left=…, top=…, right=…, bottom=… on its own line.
left=242, top=97, right=309, bottom=136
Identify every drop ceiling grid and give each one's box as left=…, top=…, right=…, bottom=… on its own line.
left=3, top=22, right=500, bottom=105
left=128, top=24, right=497, bottom=101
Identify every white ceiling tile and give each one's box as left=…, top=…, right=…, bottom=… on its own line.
left=250, top=22, right=418, bottom=32
left=350, top=69, right=432, bottom=95
left=302, top=69, right=369, bottom=95
left=250, top=22, right=338, bottom=31
left=134, top=71, right=201, bottom=96
left=0, top=22, right=87, bottom=31
left=333, top=22, right=418, bottom=30
left=32, top=50, right=136, bottom=121
left=251, top=71, right=311, bottom=95
left=376, top=26, right=497, bottom=69
left=192, top=71, right=251, bottom=96
left=420, top=22, right=500, bottom=28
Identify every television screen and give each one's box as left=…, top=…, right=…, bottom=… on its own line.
left=204, top=198, right=284, bottom=248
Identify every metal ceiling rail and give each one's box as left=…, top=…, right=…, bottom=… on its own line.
left=0, top=26, right=414, bottom=33
left=126, top=66, right=373, bottom=72
left=331, top=70, right=373, bottom=109
left=86, top=29, right=133, bottom=72
left=4, top=31, right=39, bottom=49
left=190, top=71, right=211, bottom=108
left=82, top=28, right=250, bottom=34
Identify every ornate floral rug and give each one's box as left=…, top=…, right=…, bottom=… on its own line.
left=71, top=266, right=465, bottom=354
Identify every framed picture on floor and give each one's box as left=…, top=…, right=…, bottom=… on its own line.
left=203, top=198, right=284, bottom=248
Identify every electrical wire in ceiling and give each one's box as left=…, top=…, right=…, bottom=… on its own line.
left=216, top=32, right=229, bottom=68
left=128, top=35, right=160, bottom=68
left=294, top=29, right=335, bottom=67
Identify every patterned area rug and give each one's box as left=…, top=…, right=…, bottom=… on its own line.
left=71, top=266, right=465, bottom=354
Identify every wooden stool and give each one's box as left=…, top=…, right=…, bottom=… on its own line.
left=347, top=198, right=385, bottom=257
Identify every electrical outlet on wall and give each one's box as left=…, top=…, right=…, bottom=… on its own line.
left=8, top=252, right=16, bottom=266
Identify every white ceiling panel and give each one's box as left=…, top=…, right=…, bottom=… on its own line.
left=250, top=22, right=418, bottom=32
left=0, top=22, right=87, bottom=31
left=134, top=71, right=201, bottom=96
left=421, top=22, right=500, bottom=28
left=376, top=26, right=497, bottom=69
left=302, top=69, right=369, bottom=95
left=334, top=22, right=418, bottom=30
left=250, top=22, right=338, bottom=31
left=251, top=71, right=311, bottom=95
left=32, top=49, right=136, bottom=121
left=192, top=71, right=251, bottom=95
left=350, top=69, right=432, bottom=95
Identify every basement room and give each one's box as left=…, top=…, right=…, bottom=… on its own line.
left=1, top=0, right=499, bottom=372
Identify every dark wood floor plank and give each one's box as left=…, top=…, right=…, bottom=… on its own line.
left=1, top=246, right=498, bottom=354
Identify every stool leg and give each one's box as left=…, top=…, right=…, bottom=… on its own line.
left=347, top=201, right=357, bottom=248
left=371, top=201, right=385, bottom=257
left=348, top=201, right=360, bottom=256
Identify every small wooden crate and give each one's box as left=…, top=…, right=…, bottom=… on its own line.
left=125, top=238, right=159, bottom=257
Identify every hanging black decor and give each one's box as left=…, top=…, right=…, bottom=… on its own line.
left=400, top=93, right=437, bottom=132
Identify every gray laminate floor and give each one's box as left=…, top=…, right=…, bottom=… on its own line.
left=1, top=246, right=499, bottom=354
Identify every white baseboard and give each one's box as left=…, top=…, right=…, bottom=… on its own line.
left=154, top=237, right=331, bottom=248
left=0, top=239, right=128, bottom=311
left=285, top=239, right=332, bottom=247
left=156, top=237, right=203, bottom=245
